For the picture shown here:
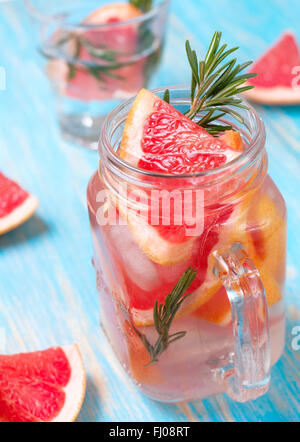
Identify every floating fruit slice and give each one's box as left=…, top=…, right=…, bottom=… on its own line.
left=47, top=3, right=144, bottom=102
left=244, top=32, right=300, bottom=104
left=190, top=188, right=283, bottom=326
left=130, top=200, right=252, bottom=327
left=258, top=265, right=282, bottom=307
left=193, top=286, right=231, bottom=326
left=193, top=262, right=282, bottom=326
left=193, top=216, right=283, bottom=327
left=115, top=92, right=246, bottom=325
left=219, top=129, right=243, bottom=152
left=0, top=345, right=86, bottom=422
left=0, top=172, right=39, bottom=235
left=123, top=320, right=162, bottom=385
left=117, top=88, right=243, bottom=262
left=247, top=191, right=287, bottom=283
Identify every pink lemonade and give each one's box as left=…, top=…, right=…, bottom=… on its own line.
left=87, top=33, right=287, bottom=402
left=87, top=90, right=286, bottom=402
left=87, top=173, right=286, bottom=402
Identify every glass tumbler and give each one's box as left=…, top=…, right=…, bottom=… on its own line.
left=87, top=86, right=287, bottom=403
left=25, top=0, right=170, bottom=149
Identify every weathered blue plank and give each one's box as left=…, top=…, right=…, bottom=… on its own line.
left=0, top=0, right=299, bottom=422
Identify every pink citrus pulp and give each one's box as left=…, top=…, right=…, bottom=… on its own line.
left=0, top=344, right=86, bottom=422
left=245, top=32, right=300, bottom=104
left=0, top=172, right=39, bottom=235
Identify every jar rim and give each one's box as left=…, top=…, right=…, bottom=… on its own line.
left=100, top=85, right=266, bottom=183
left=24, top=0, right=170, bottom=30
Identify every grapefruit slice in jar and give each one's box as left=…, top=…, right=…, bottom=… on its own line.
left=47, top=3, right=145, bottom=102
left=116, top=88, right=245, bottom=325
left=0, top=345, right=86, bottom=422
left=192, top=193, right=284, bottom=326
left=244, top=32, right=300, bottom=105
left=248, top=190, right=287, bottom=281
left=118, top=88, right=243, bottom=262
left=0, top=172, right=39, bottom=235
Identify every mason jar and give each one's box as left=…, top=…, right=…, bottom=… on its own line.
left=87, top=86, right=287, bottom=403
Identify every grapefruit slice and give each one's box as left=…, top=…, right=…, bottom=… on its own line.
left=120, top=89, right=242, bottom=172
left=248, top=192, right=287, bottom=284
left=244, top=32, right=300, bottom=105
left=0, top=172, right=39, bottom=235
left=193, top=261, right=282, bottom=326
left=193, top=286, right=231, bottom=326
left=117, top=88, right=243, bottom=263
left=0, top=344, right=86, bottom=422
left=114, top=89, right=245, bottom=325
left=193, top=256, right=283, bottom=327
left=129, top=198, right=253, bottom=327
left=47, top=3, right=144, bottom=102
left=219, top=129, right=244, bottom=152
left=192, top=208, right=283, bottom=328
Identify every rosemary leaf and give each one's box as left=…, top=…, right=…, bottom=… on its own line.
left=68, top=37, right=80, bottom=80
left=134, top=267, right=197, bottom=365
left=185, top=32, right=256, bottom=134
left=163, top=89, right=170, bottom=103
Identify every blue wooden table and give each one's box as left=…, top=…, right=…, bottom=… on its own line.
left=0, top=0, right=299, bottom=422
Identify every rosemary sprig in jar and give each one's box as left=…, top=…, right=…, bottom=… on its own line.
left=133, top=267, right=197, bottom=365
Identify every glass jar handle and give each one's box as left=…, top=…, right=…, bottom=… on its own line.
left=213, top=243, right=271, bottom=402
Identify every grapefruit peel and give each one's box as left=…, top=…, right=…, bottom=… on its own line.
left=52, top=344, right=86, bottom=423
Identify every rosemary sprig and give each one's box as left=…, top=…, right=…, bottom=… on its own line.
left=134, top=267, right=197, bottom=364
left=68, top=37, right=80, bottom=80
left=170, top=32, right=257, bottom=134
left=56, top=33, right=128, bottom=84
left=129, top=0, right=153, bottom=12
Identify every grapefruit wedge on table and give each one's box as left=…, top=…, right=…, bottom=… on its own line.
left=0, top=345, right=86, bottom=422
left=48, top=3, right=144, bottom=102
left=0, top=172, right=39, bottom=235
left=244, top=32, right=300, bottom=105
left=116, top=88, right=245, bottom=325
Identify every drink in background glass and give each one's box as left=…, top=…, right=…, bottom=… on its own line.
left=87, top=86, right=287, bottom=403
left=25, top=0, right=170, bottom=149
